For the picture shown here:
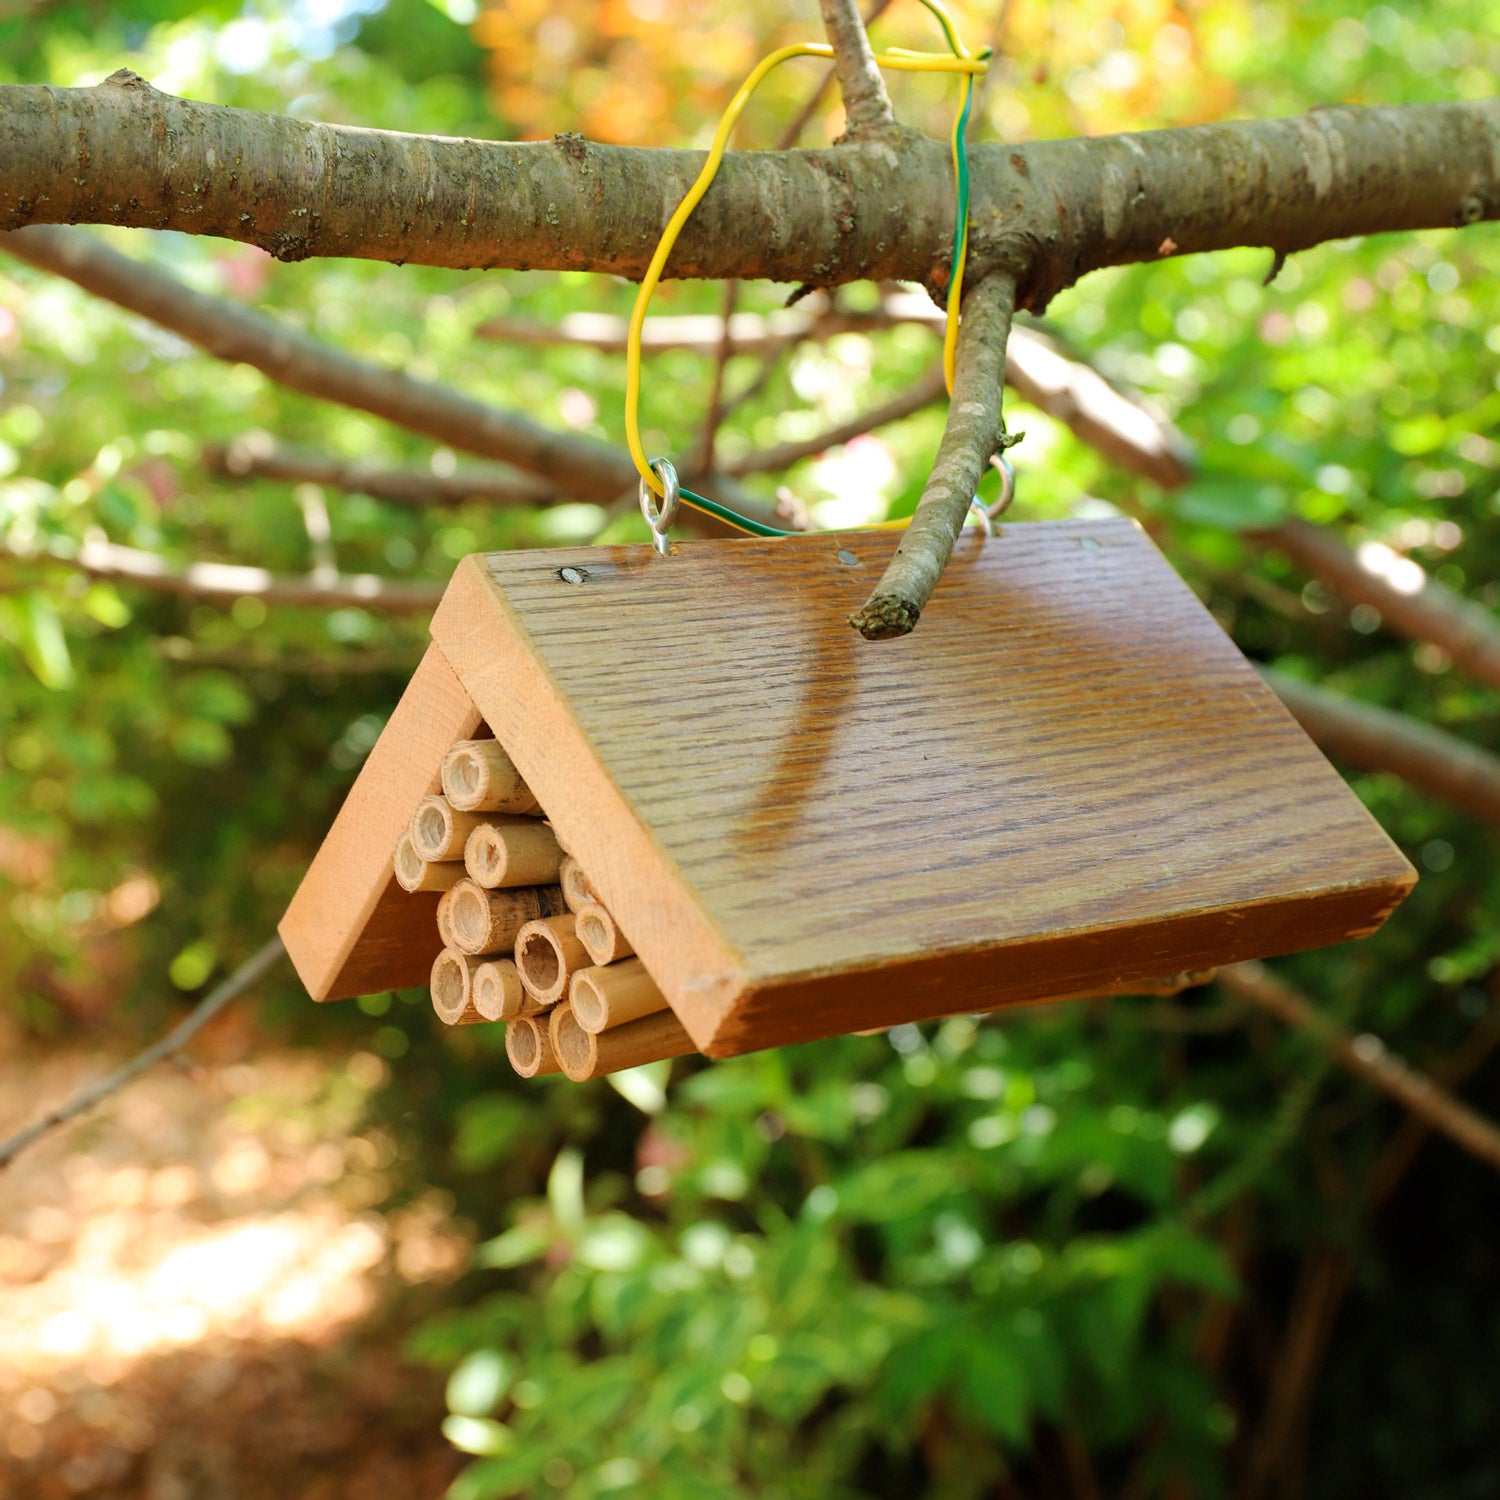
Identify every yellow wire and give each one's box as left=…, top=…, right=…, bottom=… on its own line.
left=625, top=38, right=986, bottom=497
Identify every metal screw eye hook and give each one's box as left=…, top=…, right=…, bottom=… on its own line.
left=639, top=456, right=680, bottom=557
left=967, top=495, right=996, bottom=537
left=985, top=453, right=1017, bottom=521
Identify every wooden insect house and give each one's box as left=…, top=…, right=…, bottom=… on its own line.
left=280, top=524, right=1417, bottom=1082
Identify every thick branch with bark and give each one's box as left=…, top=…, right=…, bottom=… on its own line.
left=2, top=74, right=1494, bottom=308
left=850, top=272, right=1016, bottom=639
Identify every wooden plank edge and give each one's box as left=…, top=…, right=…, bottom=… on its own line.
left=279, top=641, right=483, bottom=1001
left=702, top=871, right=1415, bottom=1056
left=431, top=554, right=748, bottom=1050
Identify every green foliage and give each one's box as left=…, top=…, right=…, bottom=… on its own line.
left=3, top=2, right=1500, bottom=1496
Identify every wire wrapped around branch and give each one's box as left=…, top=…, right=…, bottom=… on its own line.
left=848, top=271, right=1017, bottom=640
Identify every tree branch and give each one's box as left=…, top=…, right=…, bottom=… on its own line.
left=6, top=533, right=444, bottom=612
left=0, top=935, right=286, bottom=1171
left=1218, top=961, right=1500, bottom=1177
left=0, top=225, right=778, bottom=524
left=1262, top=668, right=1500, bottom=831
left=1251, top=517, right=1500, bottom=692
left=818, top=0, right=898, bottom=139
left=2, top=75, right=1494, bottom=307
left=202, top=435, right=557, bottom=508
left=849, top=272, right=1016, bottom=639
left=482, top=302, right=1193, bottom=487
left=724, top=362, right=948, bottom=476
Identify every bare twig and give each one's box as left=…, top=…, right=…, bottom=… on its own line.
left=850, top=271, right=1017, bottom=639
left=1251, top=517, right=1500, bottom=692
left=203, top=435, right=556, bottom=508
left=1, top=226, right=778, bottom=524
left=818, top=0, right=898, bottom=138
left=724, top=362, right=948, bottom=476
left=1263, top=668, right=1500, bottom=832
left=480, top=303, right=1193, bottom=487
left=1219, top=961, right=1500, bottom=1176
left=6, top=533, right=444, bottom=613
left=0, top=935, right=286, bottom=1171
left=697, top=280, right=740, bottom=472
left=779, top=0, right=897, bottom=148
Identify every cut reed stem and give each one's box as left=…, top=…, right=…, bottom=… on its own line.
left=550, top=1003, right=696, bottom=1081
left=430, top=947, right=486, bottom=1025
left=464, top=818, right=565, bottom=889
left=574, top=901, right=635, bottom=966
left=473, top=957, right=546, bottom=1020
left=410, top=795, right=493, bottom=862
left=505, top=1016, right=561, bottom=1077
left=394, top=832, right=464, bottom=893
left=436, top=883, right=465, bottom=949
left=559, top=855, right=597, bottom=914
left=569, top=958, right=667, bottom=1034
left=441, top=739, right=541, bottom=815
left=448, top=880, right=566, bottom=956
left=514, top=913, right=590, bottom=1005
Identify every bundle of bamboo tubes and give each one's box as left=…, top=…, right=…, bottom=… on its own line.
left=395, top=737, right=698, bottom=1081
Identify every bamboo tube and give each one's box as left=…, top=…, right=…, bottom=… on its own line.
left=430, top=947, right=486, bottom=1025
left=569, top=959, right=667, bottom=1034
left=410, top=795, right=494, bottom=862
left=464, top=818, right=565, bottom=889
left=472, top=958, right=546, bottom=1021
left=505, top=1016, right=561, bottom=1078
left=514, top=914, right=591, bottom=1005
left=559, top=855, right=597, bottom=914
left=436, top=883, right=465, bottom=949
left=393, top=831, right=465, bottom=893
left=550, top=1003, right=697, bottom=1081
left=574, top=902, right=635, bottom=966
left=441, top=739, right=541, bottom=815
left=449, top=880, right=566, bottom=956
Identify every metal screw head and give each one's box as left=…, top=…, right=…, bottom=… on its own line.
left=837, top=548, right=859, bottom=567
left=558, top=566, right=587, bottom=584
left=1080, top=537, right=1102, bottom=552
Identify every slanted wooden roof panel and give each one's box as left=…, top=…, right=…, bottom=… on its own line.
left=432, top=522, right=1414, bottom=1054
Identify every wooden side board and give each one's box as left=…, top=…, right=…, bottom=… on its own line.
left=432, top=522, right=1416, bottom=1056
left=279, top=643, right=483, bottom=1000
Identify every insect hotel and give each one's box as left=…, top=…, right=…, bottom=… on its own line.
left=280, top=524, right=1417, bottom=1081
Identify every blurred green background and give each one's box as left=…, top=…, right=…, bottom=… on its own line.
left=2, top=1, right=1499, bottom=1496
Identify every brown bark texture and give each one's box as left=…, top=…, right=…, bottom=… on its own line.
left=1, top=72, right=1495, bottom=310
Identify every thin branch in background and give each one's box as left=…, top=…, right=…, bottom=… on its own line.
left=203, top=435, right=557, bottom=509
left=1251, top=516, right=1500, bottom=693
left=817, top=0, right=898, bottom=138
left=723, top=361, right=948, bottom=476
left=1219, top=961, right=1500, bottom=1176
left=967, top=0, right=1015, bottom=121
left=151, top=638, right=423, bottom=673
left=697, top=279, right=741, bottom=472
left=295, top=482, right=338, bottom=585
left=477, top=300, right=1195, bottom=488
left=5, top=533, right=445, bottom=613
left=778, top=0, right=897, bottom=149
left=0, top=936, right=287, bottom=1171
left=1263, top=667, right=1500, bottom=832
left=1, top=226, right=779, bottom=526
left=850, top=271, right=1018, bottom=639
